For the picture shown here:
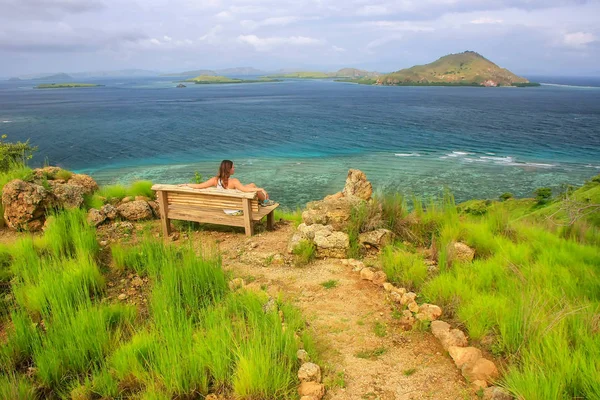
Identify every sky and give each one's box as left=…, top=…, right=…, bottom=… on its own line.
left=1, top=0, right=599, bottom=77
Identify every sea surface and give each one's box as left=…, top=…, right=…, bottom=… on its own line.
left=0, top=76, right=599, bottom=208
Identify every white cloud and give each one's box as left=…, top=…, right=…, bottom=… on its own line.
left=332, top=45, right=346, bottom=52
left=470, top=17, right=504, bottom=24
left=241, top=16, right=300, bottom=30
left=163, top=35, right=172, bottom=42
left=563, top=32, right=597, bottom=48
left=366, top=35, right=403, bottom=51
left=364, top=21, right=435, bottom=32
left=238, top=34, right=322, bottom=51
left=198, top=25, right=222, bottom=42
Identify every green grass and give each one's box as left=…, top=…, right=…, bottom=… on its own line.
left=372, top=179, right=600, bottom=399
left=320, top=279, right=338, bottom=289
left=95, top=180, right=156, bottom=207
left=355, top=347, right=387, bottom=360
left=373, top=321, right=387, bottom=337
left=0, top=207, right=314, bottom=399
left=292, top=239, right=316, bottom=266
left=274, top=208, right=303, bottom=227
left=403, top=368, right=417, bottom=376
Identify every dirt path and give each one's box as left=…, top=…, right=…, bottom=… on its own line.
left=198, top=222, right=474, bottom=400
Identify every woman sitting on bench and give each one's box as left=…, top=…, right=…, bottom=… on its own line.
left=179, top=159, right=275, bottom=206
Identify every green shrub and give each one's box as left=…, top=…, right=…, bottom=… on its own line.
left=292, top=240, right=316, bottom=266
left=534, top=187, right=553, bottom=205
left=98, top=184, right=128, bottom=203
left=0, top=135, right=37, bottom=172
left=380, top=246, right=428, bottom=291
left=499, top=192, right=514, bottom=201
left=129, top=180, right=154, bottom=199
left=55, top=169, right=73, bottom=181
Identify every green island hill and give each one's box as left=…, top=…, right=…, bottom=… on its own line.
left=183, top=75, right=280, bottom=84
left=35, top=83, right=103, bottom=89
left=344, top=51, right=540, bottom=87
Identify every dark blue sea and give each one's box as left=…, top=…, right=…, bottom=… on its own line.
left=1, top=77, right=599, bottom=208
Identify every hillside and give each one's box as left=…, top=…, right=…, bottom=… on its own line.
left=31, top=73, right=73, bottom=81
left=376, top=51, right=531, bottom=87
left=267, top=68, right=379, bottom=79
left=183, top=75, right=279, bottom=84
left=162, top=69, right=217, bottom=77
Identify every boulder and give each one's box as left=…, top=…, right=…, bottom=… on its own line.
left=302, top=197, right=356, bottom=231
left=360, top=267, right=376, bottom=281
left=297, top=349, right=310, bottom=363
left=298, top=382, right=325, bottom=399
left=400, top=292, right=417, bottom=305
left=117, top=200, right=154, bottom=221
left=451, top=242, right=475, bottom=263
left=407, top=301, right=420, bottom=313
left=359, top=229, right=394, bottom=249
left=67, top=174, right=98, bottom=194
left=298, top=362, right=322, bottom=383
left=101, top=204, right=119, bottom=220
left=33, top=166, right=62, bottom=180
left=323, top=192, right=343, bottom=201
left=448, top=346, right=482, bottom=369
left=342, top=169, right=372, bottom=200
left=372, top=271, right=387, bottom=285
left=416, top=304, right=443, bottom=321
left=313, top=227, right=349, bottom=258
left=462, top=358, right=499, bottom=385
left=147, top=200, right=161, bottom=218
left=87, top=209, right=106, bottom=227
left=49, top=181, right=87, bottom=208
left=2, top=180, right=56, bottom=231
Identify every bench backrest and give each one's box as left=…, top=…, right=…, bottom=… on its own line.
left=151, top=184, right=259, bottom=212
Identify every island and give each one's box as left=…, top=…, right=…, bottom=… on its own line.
left=266, top=68, right=380, bottom=79
left=182, top=75, right=280, bottom=84
left=349, top=51, right=540, bottom=87
left=35, top=83, right=103, bottom=89
left=32, top=73, right=73, bottom=81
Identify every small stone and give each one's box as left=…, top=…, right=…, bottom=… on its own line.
left=392, top=287, right=407, bottom=296
left=297, top=349, right=310, bottom=362
left=407, top=301, right=420, bottom=313
left=298, top=362, right=322, bottom=383
left=131, top=277, right=144, bottom=287
left=99, top=240, right=108, bottom=247
left=400, top=292, right=416, bottom=305
left=372, top=271, right=387, bottom=285
left=462, top=358, right=499, bottom=384
left=399, top=310, right=415, bottom=328
left=300, top=397, right=319, bottom=400
left=483, top=386, right=513, bottom=400
left=169, top=232, right=180, bottom=241
left=452, top=242, right=475, bottom=263
left=416, top=303, right=443, bottom=321
left=118, top=293, right=128, bottom=301
left=360, top=267, right=376, bottom=281
left=389, top=291, right=403, bottom=303
left=448, top=346, right=482, bottom=369
left=383, top=282, right=394, bottom=292
left=298, top=382, right=325, bottom=399
left=340, top=259, right=349, bottom=266
left=471, top=380, right=489, bottom=390
left=205, top=395, right=218, bottom=400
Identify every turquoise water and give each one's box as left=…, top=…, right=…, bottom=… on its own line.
left=1, top=77, right=599, bottom=208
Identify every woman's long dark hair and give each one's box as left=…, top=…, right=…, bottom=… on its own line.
left=218, top=160, right=233, bottom=188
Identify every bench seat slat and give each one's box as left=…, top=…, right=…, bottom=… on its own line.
left=151, top=184, right=257, bottom=199
left=169, top=204, right=278, bottom=222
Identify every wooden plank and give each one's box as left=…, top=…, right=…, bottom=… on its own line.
left=242, top=198, right=253, bottom=236
left=267, top=210, right=274, bottom=230
left=251, top=203, right=279, bottom=221
left=156, top=190, right=171, bottom=238
left=151, top=184, right=257, bottom=199
left=168, top=208, right=247, bottom=227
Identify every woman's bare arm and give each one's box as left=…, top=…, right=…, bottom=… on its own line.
left=178, top=177, right=217, bottom=189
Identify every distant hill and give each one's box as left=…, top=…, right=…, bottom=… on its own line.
left=217, top=67, right=266, bottom=76
left=71, top=69, right=159, bottom=78
left=267, top=68, right=379, bottom=79
left=374, top=51, right=530, bottom=87
left=183, top=75, right=279, bottom=84
left=7, top=77, right=22, bottom=81
left=32, top=73, right=73, bottom=81
left=162, top=70, right=217, bottom=77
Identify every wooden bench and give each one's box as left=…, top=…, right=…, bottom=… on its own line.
left=151, top=184, right=279, bottom=237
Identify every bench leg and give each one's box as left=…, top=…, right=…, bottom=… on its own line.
left=243, top=198, right=254, bottom=236
left=157, top=190, right=171, bottom=239
left=267, top=211, right=274, bottom=231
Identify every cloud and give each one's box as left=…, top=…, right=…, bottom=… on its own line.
left=366, top=35, right=403, bottom=51
left=0, top=0, right=105, bottom=20
left=238, top=34, right=322, bottom=51
left=470, top=17, right=504, bottom=24
left=198, top=25, right=223, bottom=43
left=563, top=31, right=597, bottom=48
left=364, top=21, right=435, bottom=32
left=241, top=16, right=300, bottom=30
left=332, top=45, right=346, bottom=52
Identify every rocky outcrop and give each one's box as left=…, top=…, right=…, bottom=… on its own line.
left=451, top=242, right=475, bottom=263
left=342, top=169, right=372, bottom=200
left=302, top=198, right=356, bottom=231
left=2, top=180, right=56, bottom=231
left=359, top=228, right=393, bottom=249
left=290, top=223, right=349, bottom=259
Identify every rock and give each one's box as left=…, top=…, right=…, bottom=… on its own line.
left=400, top=292, right=416, bottom=305
left=101, top=204, right=119, bottom=220
left=262, top=297, right=277, bottom=313
left=472, top=380, right=489, bottom=390
left=407, top=301, right=420, bottom=313
left=462, top=358, right=499, bottom=385
left=448, top=346, right=482, bottom=369
left=451, top=242, right=475, bottom=263
left=2, top=180, right=56, bottom=231
left=342, top=169, right=373, bottom=200
left=359, top=229, right=394, bottom=249
left=312, top=226, right=349, bottom=258
left=99, top=240, right=108, bottom=246
left=229, top=278, right=245, bottom=291
left=360, top=267, right=376, bottom=281
left=118, top=294, right=128, bottom=301
left=399, top=310, right=415, bottom=327
left=67, top=173, right=98, bottom=194
left=383, top=282, right=394, bottom=292
left=147, top=200, right=161, bottom=218
left=302, top=198, right=357, bottom=231
left=324, top=191, right=344, bottom=201
left=49, top=181, right=87, bottom=208
left=33, top=166, right=62, bottom=180
left=298, top=382, right=325, bottom=399
left=176, top=83, right=187, bottom=88
left=131, top=277, right=144, bottom=287
left=298, top=362, right=322, bottom=383
left=87, top=208, right=106, bottom=227
left=297, top=349, right=310, bottom=363
left=169, top=232, right=180, bottom=241
left=389, top=291, right=403, bottom=303
left=416, top=304, right=442, bottom=321
left=431, top=320, right=468, bottom=350
left=392, top=287, right=407, bottom=296
left=372, top=271, right=387, bottom=285
left=483, top=386, right=512, bottom=400
left=117, top=200, right=154, bottom=221
left=205, top=394, right=218, bottom=400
